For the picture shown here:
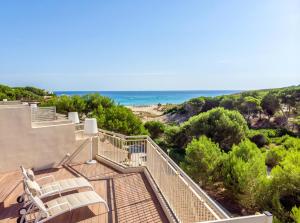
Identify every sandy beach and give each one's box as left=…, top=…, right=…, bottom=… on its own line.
left=126, top=105, right=166, bottom=122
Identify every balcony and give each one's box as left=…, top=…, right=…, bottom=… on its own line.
left=0, top=162, right=168, bottom=223
left=0, top=105, right=272, bottom=223
left=94, top=129, right=272, bottom=223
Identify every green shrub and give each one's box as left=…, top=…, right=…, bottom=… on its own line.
left=41, top=93, right=147, bottom=135
left=219, top=96, right=237, bottom=110
left=164, top=125, right=185, bottom=148
left=43, top=95, right=86, bottom=116
left=83, top=93, right=114, bottom=113
left=256, top=151, right=300, bottom=222
left=24, top=86, right=50, bottom=96
left=162, top=125, right=187, bottom=163
left=271, top=135, right=300, bottom=150
left=0, top=92, right=7, bottom=100
left=239, top=96, right=262, bottom=120
left=181, top=136, right=226, bottom=186
left=250, top=134, right=268, bottom=148
left=261, top=93, right=280, bottom=118
left=180, top=107, right=248, bottom=151
left=169, top=147, right=186, bottom=164
left=0, top=84, right=50, bottom=101
left=144, top=121, right=165, bottom=139
left=201, top=97, right=220, bottom=112
left=223, top=139, right=266, bottom=208
left=153, top=137, right=169, bottom=151
left=265, top=146, right=287, bottom=168
left=291, top=206, right=300, bottom=223
left=247, top=129, right=280, bottom=139
left=184, top=97, right=206, bottom=114
left=93, top=105, right=147, bottom=135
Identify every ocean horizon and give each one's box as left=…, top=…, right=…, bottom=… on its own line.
left=54, top=90, right=242, bottom=106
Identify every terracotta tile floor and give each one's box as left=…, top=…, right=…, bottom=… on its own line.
left=0, top=162, right=169, bottom=223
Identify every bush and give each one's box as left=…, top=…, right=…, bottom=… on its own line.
left=0, top=84, right=50, bottom=101
left=219, top=96, right=237, bottom=110
left=183, top=97, right=206, bottom=115
left=41, top=93, right=147, bottom=135
left=261, top=93, right=280, bottom=118
left=265, top=146, right=287, bottom=168
left=271, top=135, right=300, bottom=150
left=164, top=125, right=185, bottom=148
left=291, top=206, right=300, bottom=223
left=250, top=134, right=268, bottom=148
left=0, top=92, right=7, bottom=100
left=83, top=93, right=114, bottom=113
left=24, top=86, right=50, bottom=96
left=169, top=147, right=186, bottom=164
left=256, top=151, right=300, bottom=222
left=41, top=95, right=86, bottom=115
left=144, top=121, right=165, bottom=139
left=223, top=139, right=266, bottom=208
left=163, top=125, right=186, bottom=163
left=247, top=129, right=280, bottom=139
left=201, top=97, right=220, bottom=112
left=181, top=136, right=225, bottom=186
left=180, top=107, right=248, bottom=151
left=92, top=105, right=147, bottom=135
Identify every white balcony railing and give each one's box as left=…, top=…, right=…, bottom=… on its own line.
left=97, top=129, right=272, bottom=223
left=31, top=106, right=56, bottom=122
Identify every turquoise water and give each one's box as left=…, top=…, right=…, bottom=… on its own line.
left=54, top=90, right=241, bottom=106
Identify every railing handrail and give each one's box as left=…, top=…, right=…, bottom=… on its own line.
left=97, top=128, right=230, bottom=219
left=31, top=106, right=56, bottom=122
left=146, top=136, right=230, bottom=219
left=98, top=128, right=148, bottom=139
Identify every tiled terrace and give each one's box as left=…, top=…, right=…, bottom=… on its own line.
left=0, top=162, right=169, bottom=223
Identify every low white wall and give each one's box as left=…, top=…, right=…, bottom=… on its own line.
left=200, top=214, right=272, bottom=223
left=0, top=106, right=77, bottom=172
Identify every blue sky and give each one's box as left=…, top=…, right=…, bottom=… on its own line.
left=0, top=0, right=299, bottom=91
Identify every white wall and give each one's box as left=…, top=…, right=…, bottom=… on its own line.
left=0, top=106, right=77, bottom=172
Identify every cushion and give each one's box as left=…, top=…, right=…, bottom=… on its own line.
left=25, top=179, right=41, bottom=196
left=27, top=169, right=35, bottom=181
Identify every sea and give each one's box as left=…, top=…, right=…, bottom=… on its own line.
left=54, top=90, right=241, bottom=106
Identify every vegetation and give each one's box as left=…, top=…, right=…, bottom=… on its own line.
left=261, top=92, right=280, bottom=119
left=41, top=93, right=147, bottom=135
left=170, top=107, right=248, bottom=151
left=256, top=151, right=300, bottom=222
left=181, top=136, right=225, bottom=186
left=0, top=84, right=52, bottom=101
left=166, top=85, right=300, bottom=134
left=154, top=85, right=300, bottom=222
left=172, top=124, right=299, bottom=221
left=144, top=121, right=165, bottom=139
left=2, top=83, right=299, bottom=221
left=223, top=140, right=266, bottom=209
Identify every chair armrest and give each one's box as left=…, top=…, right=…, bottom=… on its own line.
left=36, top=175, right=56, bottom=185
left=47, top=202, right=71, bottom=212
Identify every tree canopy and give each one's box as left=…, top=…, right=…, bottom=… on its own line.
left=179, top=107, right=248, bottom=151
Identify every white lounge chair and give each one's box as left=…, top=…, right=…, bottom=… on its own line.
left=17, top=190, right=109, bottom=223
left=18, top=166, right=93, bottom=214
